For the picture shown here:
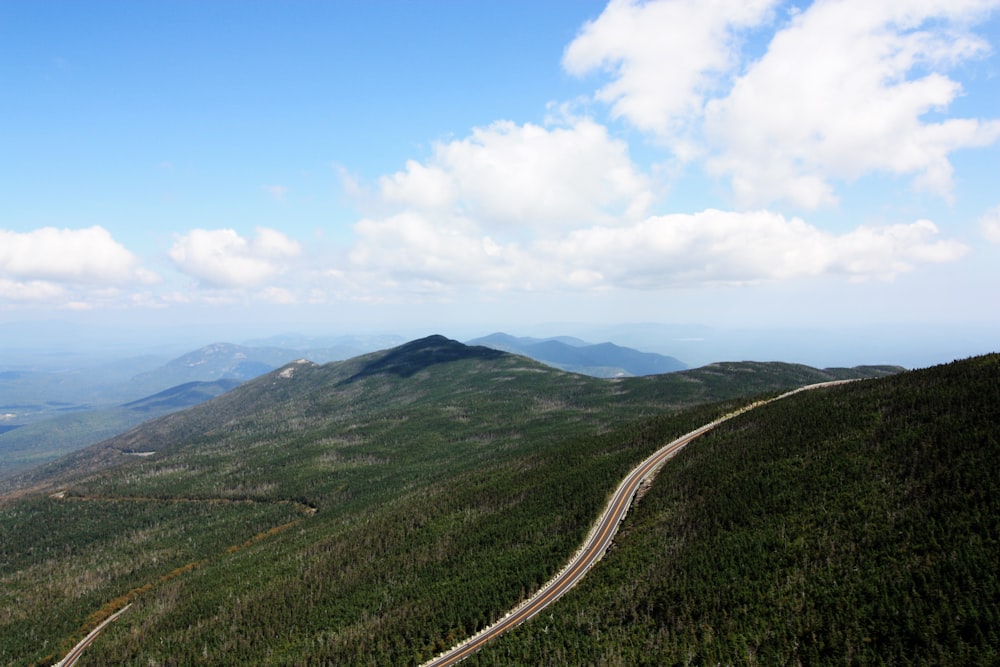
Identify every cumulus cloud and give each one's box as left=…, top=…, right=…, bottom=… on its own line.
left=349, top=207, right=967, bottom=292
left=168, top=227, right=302, bottom=289
left=377, top=118, right=653, bottom=227
left=564, top=0, right=777, bottom=151
left=565, top=0, right=1000, bottom=208
left=0, top=226, right=152, bottom=285
left=592, top=213, right=969, bottom=284
left=350, top=212, right=536, bottom=293
left=344, top=116, right=661, bottom=296
left=345, top=84, right=974, bottom=298
left=706, top=0, right=1000, bottom=208
left=0, top=279, right=67, bottom=302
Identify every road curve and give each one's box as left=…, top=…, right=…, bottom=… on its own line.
left=421, top=381, right=852, bottom=667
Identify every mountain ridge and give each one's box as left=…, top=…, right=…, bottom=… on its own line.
left=345, top=334, right=507, bottom=382
left=4, top=335, right=899, bottom=499
left=467, top=331, right=687, bottom=377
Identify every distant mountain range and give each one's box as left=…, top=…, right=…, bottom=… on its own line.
left=0, top=379, right=240, bottom=478
left=0, top=333, right=890, bottom=479
left=0, top=338, right=397, bottom=426
left=0, top=338, right=398, bottom=476
left=466, top=332, right=687, bottom=377
left=128, top=343, right=298, bottom=388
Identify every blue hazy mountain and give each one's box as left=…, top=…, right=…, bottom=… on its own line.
left=466, top=332, right=686, bottom=377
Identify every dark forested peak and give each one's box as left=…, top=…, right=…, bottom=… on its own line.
left=346, top=335, right=506, bottom=382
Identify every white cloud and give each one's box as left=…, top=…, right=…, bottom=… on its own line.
left=168, top=227, right=302, bottom=289
left=349, top=206, right=967, bottom=293
left=377, top=118, right=653, bottom=227
left=379, top=161, right=458, bottom=212
left=563, top=0, right=778, bottom=150
left=252, top=226, right=303, bottom=258
left=0, top=226, right=151, bottom=285
left=706, top=0, right=1000, bottom=208
left=0, top=279, right=67, bottom=302
left=564, top=0, right=1000, bottom=208
left=980, top=205, right=1000, bottom=243
left=539, top=211, right=967, bottom=287
left=345, top=117, right=661, bottom=296
left=346, top=91, right=972, bottom=297
left=350, top=212, right=530, bottom=292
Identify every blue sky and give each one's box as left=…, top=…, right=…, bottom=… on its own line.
left=2, top=1, right=999, bottom=365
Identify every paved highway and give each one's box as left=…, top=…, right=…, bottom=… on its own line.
left=422, top=382, right=851, bottom=666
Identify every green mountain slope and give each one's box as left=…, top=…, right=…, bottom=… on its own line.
left=0, top=336, right=901, bottom=666
left=470, top=354, right=1000, bottom=665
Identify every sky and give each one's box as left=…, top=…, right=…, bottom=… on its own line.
left=2, top=0, right=999, bottom=367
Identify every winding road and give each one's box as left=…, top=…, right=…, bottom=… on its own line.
left=53, top=604, right=131, bottom=667
left=422, top=381, right=851, bottom=666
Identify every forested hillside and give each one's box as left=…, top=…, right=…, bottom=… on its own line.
left=0, top=336, right=901, bottom=665
left=470, top=354, right=1000, bottom=665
